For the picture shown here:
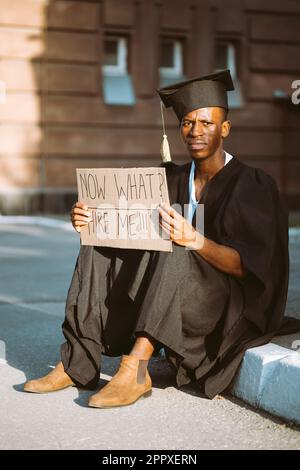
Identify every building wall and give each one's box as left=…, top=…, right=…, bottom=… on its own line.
left=0, top=0, right=299, bottom=214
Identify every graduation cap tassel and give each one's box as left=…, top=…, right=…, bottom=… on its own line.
left=160, top=101, right=172, bottom=163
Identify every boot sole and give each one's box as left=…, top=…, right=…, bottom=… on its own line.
left=88, top=389, right=152, bottom=409
left=23, top=384, right=75, bottom=394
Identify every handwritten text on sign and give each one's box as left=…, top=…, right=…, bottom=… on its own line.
left=76, top=167, right=172, bottom=251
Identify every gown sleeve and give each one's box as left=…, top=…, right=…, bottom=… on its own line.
left=220, top=166, right=288, bottom=289
left=216, top=166, right=289, bottom=332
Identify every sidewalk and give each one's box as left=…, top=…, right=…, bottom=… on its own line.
left=0, top=218, right=299, bottom=450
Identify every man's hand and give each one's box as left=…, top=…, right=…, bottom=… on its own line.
left=158, top=202, right=203, bottom=250
left=159, top=202, right=246, bottom=278
left=70, top=202, right=92, bottom=233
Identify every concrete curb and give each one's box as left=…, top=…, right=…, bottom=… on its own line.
left=1, top=215, right=300, bottom=236
left=232, top=343, right=300, bottom=425
left=0, top=215, right=73, bottom=231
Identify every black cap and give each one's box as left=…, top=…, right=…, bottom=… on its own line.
left=157, top=69, right=234, bottom=121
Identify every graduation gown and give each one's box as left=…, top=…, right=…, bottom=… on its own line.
left=61, top=156, right=300, bottom=397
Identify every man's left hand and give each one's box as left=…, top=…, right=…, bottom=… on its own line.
left=158, top=202, right=203, bottom=250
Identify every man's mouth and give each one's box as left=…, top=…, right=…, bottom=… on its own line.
left=187, top=141, right=207, bottom=149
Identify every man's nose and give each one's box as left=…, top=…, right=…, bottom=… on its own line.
left=190, top=121, right=203, bottom=136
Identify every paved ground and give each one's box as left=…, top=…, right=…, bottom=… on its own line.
left=0, top=222, right=299, bottom=450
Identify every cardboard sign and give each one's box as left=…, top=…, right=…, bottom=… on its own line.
left=76, top=167, right=172, bottom=252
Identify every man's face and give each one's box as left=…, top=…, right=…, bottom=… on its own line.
left=180, top=107, right=231, bottom=160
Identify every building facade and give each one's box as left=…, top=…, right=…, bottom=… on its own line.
left=0, top=0, right=300, bottom=213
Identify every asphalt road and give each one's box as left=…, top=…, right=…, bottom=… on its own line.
left=0, top=222, right=299, bottom=450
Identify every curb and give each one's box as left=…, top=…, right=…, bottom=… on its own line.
left=0, top=215, right=73, bottom=231
left=1, top=215, right=300, bottom=236
left=232, top=343, right=300, bottom=425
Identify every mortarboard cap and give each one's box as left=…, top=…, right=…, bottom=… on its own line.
left=157, top=69, right=234, bottom=121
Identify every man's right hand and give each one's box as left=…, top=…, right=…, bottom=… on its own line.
left=70, top=202, right=92, bottom=233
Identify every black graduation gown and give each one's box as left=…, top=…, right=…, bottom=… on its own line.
left=161, top=157, right=300, bottom=396
left=61, top=156, right=300, bottom=397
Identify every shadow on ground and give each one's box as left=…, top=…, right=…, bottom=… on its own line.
left=1, top=301, right=177, bottom=398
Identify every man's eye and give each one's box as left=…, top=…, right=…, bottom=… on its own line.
left=182, top=122, right=191, bottom=127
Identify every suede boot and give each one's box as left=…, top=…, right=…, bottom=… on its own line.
left=24, top=361, right=74, bottom=393
left=88, top=355, right=152, bottom=408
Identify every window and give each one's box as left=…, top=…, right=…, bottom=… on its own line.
left=103, top=36, right=127, bottom=76
left=159, top=38, right=185, bottom=87
left=215, top=41, right=243, bottom=108
left=102, top=35, right=135, bottom=106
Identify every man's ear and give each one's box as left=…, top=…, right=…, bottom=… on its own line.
left=221, top=120, right=231, bottom=139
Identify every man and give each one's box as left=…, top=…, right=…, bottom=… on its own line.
left=23, top=70, right=299, bottom=407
